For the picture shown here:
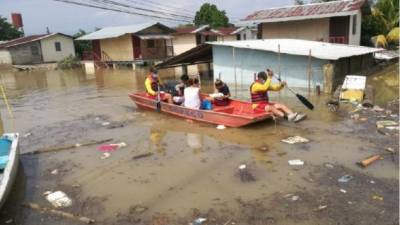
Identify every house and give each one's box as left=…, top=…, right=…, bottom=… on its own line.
left=240, top=0, right=368, bottom=45
left=173, top=25, right=246, bottom=55
left=76, top=22, right=175, bottom=66
left=156, top=39, right=383, bottom=94
left=0, top=33, right=75, bottom=65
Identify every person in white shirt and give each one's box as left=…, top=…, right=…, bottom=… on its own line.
left=183, top=78, right=201, bottom=109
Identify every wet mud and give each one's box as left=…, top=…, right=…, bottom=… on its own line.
left=0, top=66, right=397, bottom=225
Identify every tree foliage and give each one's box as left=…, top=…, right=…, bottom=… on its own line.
left=361, top=0, right=399, bottom=48
left=73, top=29, right=92, bottom=58
left=194, top=3, right=229, bottom=28
left=294, top=0, right=305, bottom=5
left=0, top=16, right=22, bottom=41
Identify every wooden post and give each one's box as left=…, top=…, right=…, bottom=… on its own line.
left=182, top=65, right=188, bottom=76
left=308, top=49, right=312, bottom=94
left=218, top=72, right=221, bottom=80
left=233, top=47, right=237, bottom=98
left=278, top=44, right=281, bottom=80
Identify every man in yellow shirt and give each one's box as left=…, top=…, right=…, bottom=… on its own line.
left=250, top=69, right=305, bottom=122
left=145, top=67, right=172, bottom=104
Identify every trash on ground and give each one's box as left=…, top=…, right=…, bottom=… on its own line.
left=359, top=117, right=368, bottom=122
left=45, top=191, right=72, bottom=208
left=101, top=122, right=110, bottom=126
left=372, top=195, right=383, bottom=201
left=372, top=105, right=385, bottom=112
left=216, top=124, right=226, bottom=130
left=291, top=195, right=299, bottom=201
left=288, top=159, right=304, bottom=166
left=237, top=164, right=255, bottom=182
left=340, top=75, right=366, bottom=102
left=340, top=189, right=347, bottom=193
left=338, top=174, right=354, bottom=183
left=97, top=142, right=127, bottom=151
left=50, top=169, right=58, bottom=175
left=100, top=152, right=111, bottom=159
left=351, top=113, right=360, bottom=120
left=370, top=180, right=376, bottom=184
left=129, top=205, right=148, bottom=214
left=359, top=154, right=381, bottom=168
left=191, top=217, right=207, bottom=225
left=132, top=152, right=153, bottom=160
left=316, top=205, right=328, bottom=211
left=22, top=202, right=95, bottom=224
left=324, top=163, right=334, bottom=168
left=281, top=136, right=309, bottom=144
left=385, top=126, right=399, bottom=130
left=385, top=147, right=395, bottom=153
left=376, top=120, right=398, bottom=129
left=5, top=219, right=13, bottom=224
left=23, top=133, right=32, bottom=138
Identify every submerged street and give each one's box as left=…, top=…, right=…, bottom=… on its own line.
left=0, top=66, right=398, bottom=225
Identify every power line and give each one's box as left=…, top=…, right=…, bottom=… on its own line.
left=53, top=0, right=192, bottom=23
left=89, top=0, right=194, bottom=20
left=124, top=0, right=195, bottom=18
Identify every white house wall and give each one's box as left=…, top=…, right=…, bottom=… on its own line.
left=173, top=34, right=197, bottom=55
left=0, top=50, right=12, bottom=64
left=212, top=45, right=327, bottom=91
left=40, top=34, right=75, bottom=62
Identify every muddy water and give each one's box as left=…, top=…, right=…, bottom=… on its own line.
left=0, top=67, right=398, bottom=225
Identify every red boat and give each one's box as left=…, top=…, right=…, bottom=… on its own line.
left=128, top=92, right=273, bottom=127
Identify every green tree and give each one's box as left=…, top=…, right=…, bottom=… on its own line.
left=194, top=3, right=229, bottom=28
left=0, top=16, right=22, bottom=41
left=73, top=29, right=92, bottom=58
left=294, top=0, right=305, bottom=5
left=361, top=0, right=399, bottom=48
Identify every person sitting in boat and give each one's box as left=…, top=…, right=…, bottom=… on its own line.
left=172, top=74, right=189, bottom=104
left=183, top=78, right=201, bottom=109
left=208, top=79, right=231, bottom=106
left=250, top=69, right=305, bottom=122
left=145, top=67, right=173, bottom=104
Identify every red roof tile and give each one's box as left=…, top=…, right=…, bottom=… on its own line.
left=243, top=0, right=365, bottom=22
left=174, top=26, right=198, bottom=34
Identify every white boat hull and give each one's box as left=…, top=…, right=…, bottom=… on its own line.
left=0, top=133, right=19, bottom=209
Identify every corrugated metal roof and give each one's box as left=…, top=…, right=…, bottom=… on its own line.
left=174, top=25, right=241, bottom=36
left=76, top=22, right=158, bottom=40
left=0, top=33, right=72, bottom=49
left=242, top=0, right=365, bottom=24
left=208, top=39, right=383, bottom=60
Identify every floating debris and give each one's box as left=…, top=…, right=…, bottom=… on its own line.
left=97, top=142, right=127, bottom=152
left=132, top=152, right=153, bottom=160
left=23, top=133, right=32, bottom=138
left=288, top=159, right=304, bottom=166
left=101, top=122, right=110, bottom=126
left=338, top=174, right=353, bottom=183
left=340, top=189, right=347, bottom=193
left=191, top=218, right=207, bottom=225
left=45, top=191, right=72, bottom=208
left=216, top=125, right=226, bottom=130
left=237, top=164, right=255, bottom=182
left=291, top=195, right=299, bottom=201
left=100, top=152, right=111, bottom=159
left=376, top=120, right=398, bottom=129
left=50, top=169, right=58, bottom=175
left=324, top=163, right=334, bottom=169
left=372, top=195, right=383, bottom=201
left=281, top=136, right=309, bottom=144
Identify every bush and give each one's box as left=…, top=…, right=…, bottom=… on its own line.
left=57, top=55, right=81, bottom=69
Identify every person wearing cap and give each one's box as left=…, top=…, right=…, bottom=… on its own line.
left=145, top=67, right=173, bottom=104
left=250, top=69, right=305, bottom=122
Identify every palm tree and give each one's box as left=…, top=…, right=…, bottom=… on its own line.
left=369, top=0, right=399, bottom=48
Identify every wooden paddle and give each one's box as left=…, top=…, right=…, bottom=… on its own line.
left=271, top=72, right=314, bottom=110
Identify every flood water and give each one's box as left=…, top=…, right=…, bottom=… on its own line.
left=0, top=66, right=398, bottom=225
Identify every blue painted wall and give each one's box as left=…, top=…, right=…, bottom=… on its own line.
left=212, top=45, right=329, bottom=91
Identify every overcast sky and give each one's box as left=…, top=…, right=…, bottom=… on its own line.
left=0, top=0, right=294, bottom=35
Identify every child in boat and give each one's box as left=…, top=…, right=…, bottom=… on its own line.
left=183, top=78, right=201, bottom=109
left=145, top=67, right=173, bottom=104
left=208, top=79, right=231, bottom=106
left=250, top=69, right=305, bottom=122
left=172, top=74, right=189, bottom=104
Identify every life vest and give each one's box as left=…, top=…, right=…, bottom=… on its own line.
left=250, top=80, right=269, bottom=103
left=147, top=74, right=159, bottom=93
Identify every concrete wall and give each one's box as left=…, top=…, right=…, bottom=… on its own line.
left=100, top=34, right=133, bottom=61
left=172, top=34, right=197, bottom=55
left=40, top=34, right=76, bottom=62
left=261, top=18, right=330, bottom=42
left=237, top=28, right=257, bottom=40
left=348, top=12, right=362, bottom=45
left=0, top=50, right=12, bottom=64
left=9, top=41, right=43, bottom=65
left=212, top=45, right=328, bottom=92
